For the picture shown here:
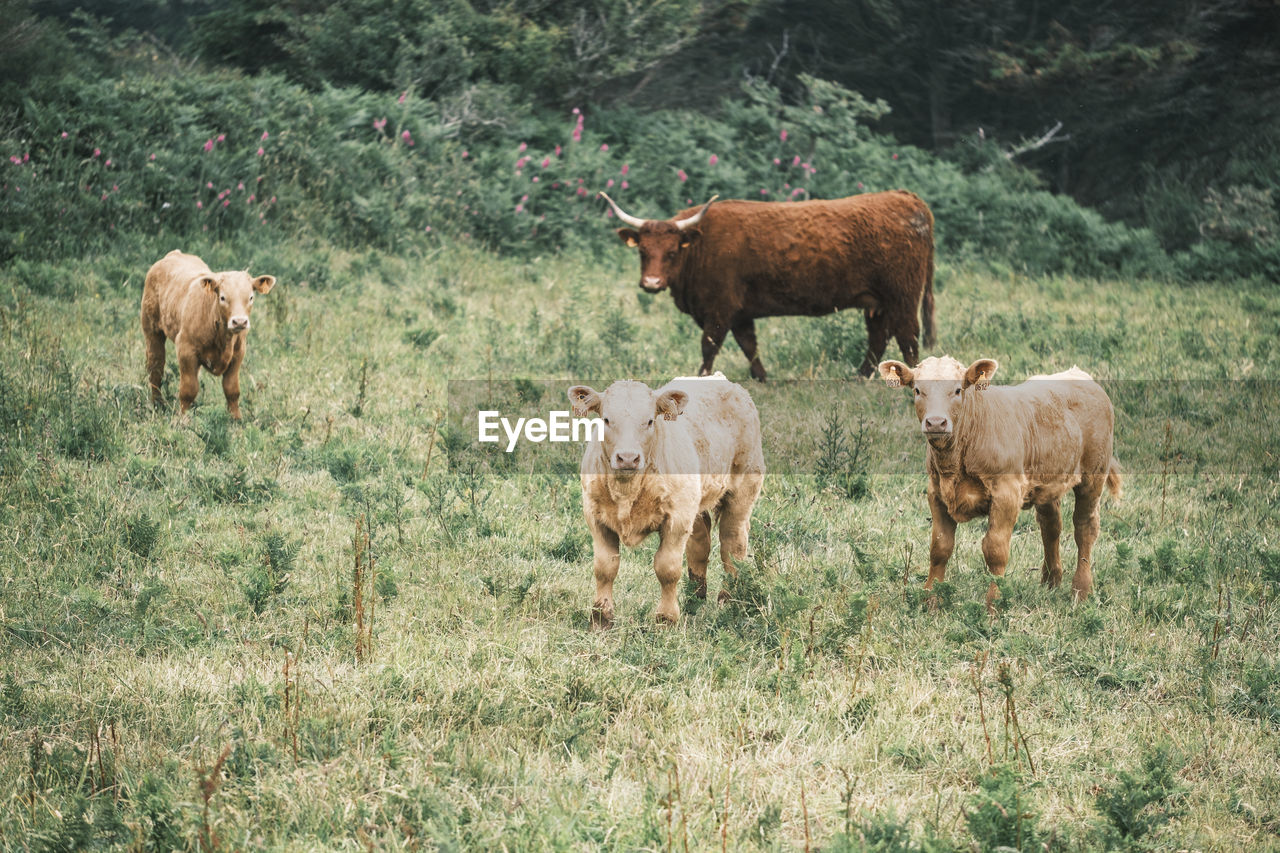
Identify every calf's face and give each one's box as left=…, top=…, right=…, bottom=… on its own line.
left=616, top=222, right=700, bottom=293
left=199, top=271, right=276, bottom=332
left=568, top=381, right=688, bottom=474
left=879, top=356, right=998, bottom=439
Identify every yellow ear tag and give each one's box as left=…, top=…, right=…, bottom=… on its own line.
left=976, top=371, right=989, bottom=391
left=886, top=377, right=900, bottom=388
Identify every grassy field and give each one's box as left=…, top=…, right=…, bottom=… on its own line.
left=1, top=236, right=1278, bottom=851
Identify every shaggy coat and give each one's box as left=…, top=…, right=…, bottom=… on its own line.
left=569, top=374, right=764, bottom=626
left=880, top=356, right=1121, bottom=607
left=606, top=190, right=935, bottom=380
left=141, top=250, right=276, bottom=418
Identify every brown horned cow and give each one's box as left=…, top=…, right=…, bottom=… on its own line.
left=141, top=250, right=276, bottom=419
left=879, top=356, right=1121, bottom=609
left=569, top=374, right=764, bottom=627
left=601, top=190, right=935, bottom=380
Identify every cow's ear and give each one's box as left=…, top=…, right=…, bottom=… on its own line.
left=655, top=389, right=688, bottom=420
left=197, top=274, right=219, bottom=294
left=963, top=358, right=998, bottom=389
left=679, top=228, right=701, bottom=249
left=567, top=385, right=601, bottom=417
left=616, top=228, right=639, bottom=248
left=878, top=360, right=914, bottom=388
left=252, top=274, right=276, bottom=295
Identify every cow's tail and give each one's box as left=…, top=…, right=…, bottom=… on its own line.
left=1105, top=457, right=1123, bottom=499
left=921, top=244, right=937, bottom=349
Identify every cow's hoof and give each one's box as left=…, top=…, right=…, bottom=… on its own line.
left=590, top=606, right=614, bottom=630
left=654, top=609, right=679, bottom=625
left=716, top=588, right=731, bottom=604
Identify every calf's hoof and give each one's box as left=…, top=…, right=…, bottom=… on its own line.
left=590, top=602, right=614, bottom=630
left=654, top=607, right=679, bottom=625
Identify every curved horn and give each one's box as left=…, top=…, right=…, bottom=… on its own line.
left=674, top=195, right=718, bottom=230
left=598, top=192, right=646, bottom=228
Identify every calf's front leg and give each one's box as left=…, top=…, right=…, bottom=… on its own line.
left=925, top=487, right=957, bottom=589
left=222, top=345, right=246, bottom=419
left=653, top=520, right=692, bottom=623
left=981, top=486, right=1021, bottom=612
left=176, top=340, right=201, bottom=417
left=589, top=521, right=621, bottom=629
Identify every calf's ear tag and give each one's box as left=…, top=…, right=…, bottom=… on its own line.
left=662, top=412, right=679, bottom=421
left=886, top=377, right=900, bottom=388
left=976, top=372, right=989, bottom=390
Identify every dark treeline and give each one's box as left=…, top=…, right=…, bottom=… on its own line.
left=3, top=0, right=1277, bottom=279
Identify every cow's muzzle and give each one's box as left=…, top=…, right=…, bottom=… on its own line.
left=228, top=317, right=250, bottom=332
left=640, top=277, right=666, bottom=293
left=612, top=451, right=642, bottom=471
left=922, top=416, right=951, bottom=435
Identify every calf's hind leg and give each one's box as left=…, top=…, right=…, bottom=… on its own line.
left=685, top=511, right=712, bottom=599
left=144, top=328, right=167, bottom=406
left=716, top=480, right=761, bottom=603
left=1070, top=477, right=1105, bottom=601
left=1035, top=500, right=1063, bottom=587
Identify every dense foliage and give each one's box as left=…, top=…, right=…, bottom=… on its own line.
left=2, top=2, right=1276, bottom=281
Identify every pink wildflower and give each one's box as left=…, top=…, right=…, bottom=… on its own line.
left=773, top=158, right=781, bottom=165
left=518, top=142, right=528, bottom=153
left=572, top=127, right=582, bottom=143
left=572, top=107, right=580, bottom=115
left=373, top=118, right=387, bottom=131
left=261, top=131, right=269, bottom=141
left=206, top=182, right=214, bottom=189
left=532, top=176, right=540, bottom=182
left=792, top=155, right=801, bottom=166
left=555, top=145, right=562, bottom=157
left=621, top=180, right=629, bottom=189
left=515, top=204, right=524, bottom=213
left=105, top=159, right=112, bottom=167
left=93, top=148, right=101, bottom=157
left=780, top=129, right=788, bottom=142
left=112, top=184, right=118, bottom=191
left=60, top=131, right=68, bottom=139
left=203, top=140, right=212, bottom=153
left=856, top=182, right=864, bottom=189
left=257, top=147, right=264, bottom=156
left=462, top=150, right=469, bottom=158
left=196, top=201, right=203, bottom=209
left=600, top=143, right=609, bottom=152
left=223, top=199, right=230, bottom=207
left=237, top=182, right=244, bottom=190
left=521, top=194, right=529, bottom=202
left=217, top=134, right=226, bottom=143
left=892, top=153, right=899, bottom=160
left=541, top=157, right=550, bottom=168
left=577, top=186, right=587, bottom=197
left=677, top=169, right=688, bottom=182
left=606, top=178, right=614, bottom=188
left=760, top=189, right=768, bottom=195
left=709, top=154, right=718, bottom=166
left=149, top=153, right=156, bottom=161
left=398, top=91, right=407, bottom=104
left=620, top=164, right=629, bottom=175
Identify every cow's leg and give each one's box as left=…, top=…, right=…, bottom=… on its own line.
left=654, top=521, right=692, bottom=623
left=686, top=511, right=712, bottom=599
left=144, top=327, right=167, bottom=407
left=175, top=340, right=201, bottom=417
left=731, top=319, right=767, bottom=381
left=857, top=312, right=890, bottom=378
left=981, top=487, right=1021, bottom=612
left=893, top=315, right=921, bottom=367
left=716, top=477, right=761, bottom=602
left=589, top=521, right=621, bottom=629
left=698, top=321, right=729, bottom=376
left=1036, top=500, right=1063, bottom=587
left=1071, top=476, right=1105, bottom=602
left=926, top=487, right=957, bottom=590
left=222, top=346, right=245, bottom=420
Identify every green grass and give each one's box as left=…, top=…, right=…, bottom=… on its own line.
left=1, top=237, right=1279, bottom=850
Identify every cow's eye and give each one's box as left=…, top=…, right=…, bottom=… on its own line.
left=219, top=294, right=225, bottom=302
left=954, top=387, right=962, bottom=396
left=603, top=418, right=610, bottom=426
left=647, top=419, right=654, bottom=427
left=913, top=388, right=921, bottom=397
left=249, top=294, right=254, bottom=302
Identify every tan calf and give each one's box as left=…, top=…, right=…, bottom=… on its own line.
left=141, top=250, right=276, bottom=419
left=880, top=356, right=1121, bottom=608
left=568, top=374, right=765, bottom=627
